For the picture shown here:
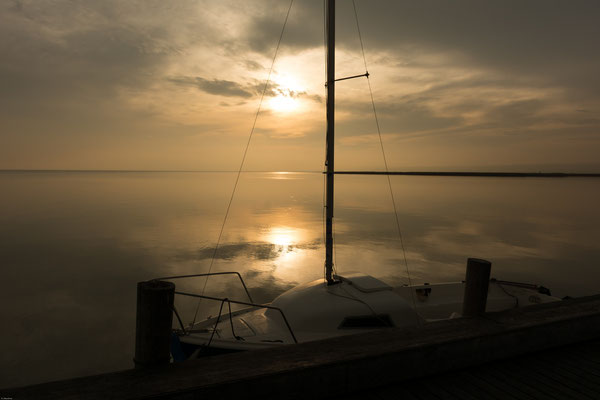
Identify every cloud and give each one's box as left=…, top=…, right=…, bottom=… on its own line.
left=167, top=76, right=317, bottom=103
left=0, top=0, right=599, bottom=170
left=169, top=76, right=254, bottom=98
left=230, top=0, right=324, bottom=55
left=175, top=240, right=321, bottom=262
left=0, top=1, right=182, bottom=118
left=243, top=59, right=265, bottom=71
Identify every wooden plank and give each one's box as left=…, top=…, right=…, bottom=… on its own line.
left=544, top=360, right=600, bottom=390
left=343, top=390, right=383, bottom=400
left=358, top=344, right=600, bottom=400
left=450, top=371, right=506, bottom=400
left=509, top=366, right=588, bottom=400
left=557, top=356, right=600, bottom=378
left=562, top=342, right=600, bottom=363
left=340, top=339, right=600, bottom=400
left=571, top=345, right=600, bottom=365
left=524, top=358, right=598, bottom=399
left=403, top=388, right=440, bottom=400
left=375, top=385, right=423, bottom=400
left=576, top=339, right=600, bottom=352
left=342, top=340, right=600, bottom=400
left=539, top=357, right=600, bottom=387
left=536, top=355, right=600, bottom=394
left=469, top=366, right=536, bottom=400
left=406, top=382, right=458, bottom=400
left=485, top=364, right=563, bottom=400
left=420, top=374, right=482, bottom=400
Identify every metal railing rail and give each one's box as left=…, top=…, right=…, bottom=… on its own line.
left=174, top=290, right=298, bottom=344
left=154, top=272, right=254, bottom=303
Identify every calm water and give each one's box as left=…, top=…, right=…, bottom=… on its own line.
left=1, top=171, right=599, bottom=387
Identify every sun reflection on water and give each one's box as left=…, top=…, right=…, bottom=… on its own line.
left=266, top=226, right=299, bottom=247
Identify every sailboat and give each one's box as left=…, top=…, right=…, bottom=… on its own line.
left=168, top=0, right=560, bottom=359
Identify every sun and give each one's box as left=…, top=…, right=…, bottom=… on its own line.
left=268, top=95, right=297, bottom=112
left=267, top=74, right=304, bottom=113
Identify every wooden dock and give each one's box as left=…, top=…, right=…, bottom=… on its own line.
left=4, top=294, right=600, bottom=400
left=344, top=338, right=600, bottom=400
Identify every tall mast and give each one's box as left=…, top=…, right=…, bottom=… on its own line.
left=325, top=0, right=335, bottom=285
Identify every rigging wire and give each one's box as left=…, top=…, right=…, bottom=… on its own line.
left=351, top=0, right=420, bottom=324
left=351, top=0, right=368, bottom=73
left=191, top=0, right=295, bottom=328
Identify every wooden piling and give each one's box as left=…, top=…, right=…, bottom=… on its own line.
left=134, top=280, right=175, bottom=368
left=462, top=258, right=492, bottom=317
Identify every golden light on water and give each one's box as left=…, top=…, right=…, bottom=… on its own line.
left=266, top=226, right=299, bottom=247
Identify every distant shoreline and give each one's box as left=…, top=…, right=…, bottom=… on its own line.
left=333, top=171, right=600, bottom=178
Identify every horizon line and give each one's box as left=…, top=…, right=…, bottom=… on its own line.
left=2, top=169, right=600, bottom=177
left=0, top=169, right=321, bottom=173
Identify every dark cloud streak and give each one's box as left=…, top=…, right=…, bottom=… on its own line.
left=169, top=76, right=254, bottom=98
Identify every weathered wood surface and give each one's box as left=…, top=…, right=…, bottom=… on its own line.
left=134, top=280, right=175, bottom=368
left=345, top=338, right=600, bottom=400
left=462, top=258, right=492, bottom=317
left=4, top=294, right=600, bottom=400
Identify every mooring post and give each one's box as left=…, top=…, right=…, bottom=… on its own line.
left=462, top=258, right=492, bottom=317
left=134, top=280, right=175, bottom=368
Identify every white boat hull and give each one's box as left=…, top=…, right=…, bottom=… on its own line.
left=174, top=273, right=559, bottom=359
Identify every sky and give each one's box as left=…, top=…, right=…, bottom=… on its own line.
left=1, top=0, right=599, bottom=172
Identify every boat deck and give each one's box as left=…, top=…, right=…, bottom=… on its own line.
left=346, top=338, right=600, bottom=400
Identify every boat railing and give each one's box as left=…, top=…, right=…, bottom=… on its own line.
left=173, top=291, right=298, bottom=344
left=154, top=272, right=298, bottom=344
left=154, top=271, right=254, bottom=302
left=491, top=278, right=552, bottom=296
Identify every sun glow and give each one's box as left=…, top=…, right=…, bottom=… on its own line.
left=268, top=95, right=298, bottom=112
left=267, top=74, right=305, bottom=113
